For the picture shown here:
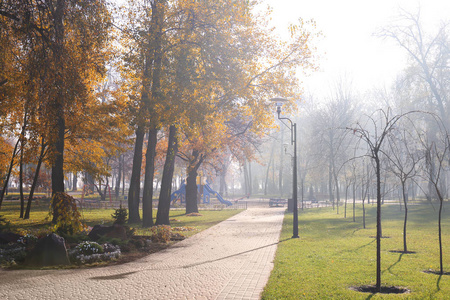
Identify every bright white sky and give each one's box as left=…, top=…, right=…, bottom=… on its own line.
left=263, top=0, right=450, bottom=99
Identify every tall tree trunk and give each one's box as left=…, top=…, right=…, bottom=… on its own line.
left=51, top=0, right=67, bottom=223
left=24, top=140, right=47, bottom=219
left=19, top=103, right=28, bottom=219
left=72, top=172, right=78, bottom=191
left=185, top=166, right=198, bottom=214
left=185, top=150, right=205, bottom=214
left=142, top=128, right=157, bottom=227
left=142, top=0, right=165, bottom=227
left=128, top=126, right=145, bottom=223
left=155, top=125, right=178, bottom=225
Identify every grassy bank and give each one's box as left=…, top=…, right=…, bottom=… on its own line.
left=0, top=200, right=243, bottom=238
left=262, top=204, right=449, bottom=299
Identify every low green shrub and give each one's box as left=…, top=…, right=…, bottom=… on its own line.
left=111, top=206, right=128, bottom=225
left=97, top=236, right=127, bottom=247
left=75, top=241, right=104, bottom=255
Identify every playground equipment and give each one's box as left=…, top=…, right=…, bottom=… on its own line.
left=171, top=180, right=232, bottom=206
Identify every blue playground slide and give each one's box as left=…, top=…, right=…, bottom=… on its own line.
left=171, top=182, right=186, bottom=203
left=171, top=181, right=232, bottom=206
left=204, top=183, right=232, bottom=206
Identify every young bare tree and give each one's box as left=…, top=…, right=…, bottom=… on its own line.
left=349, top=108, right=411, bottom=292
left=385, top=119, right=423, bottom=253
left=417, top=115, right=449, bottom=275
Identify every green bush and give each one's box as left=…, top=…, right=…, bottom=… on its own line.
left=111, top=206, right=128, bottom=225
left=75, top=241, right=104, bottom=255
left=97, top=236, right=127, bottom=247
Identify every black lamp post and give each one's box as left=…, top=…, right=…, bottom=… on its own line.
left=271, top=97, right=299, bottom=238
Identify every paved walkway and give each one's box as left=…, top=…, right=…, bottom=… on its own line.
left=0, top=207, right=285, bottom=300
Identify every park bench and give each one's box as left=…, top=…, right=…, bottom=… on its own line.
left=269, top=198, right=286, bottom=207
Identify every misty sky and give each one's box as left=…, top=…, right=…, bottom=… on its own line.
left=264, top=0, right=450, bottom=98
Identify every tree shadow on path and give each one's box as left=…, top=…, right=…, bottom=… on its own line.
left=181, top=237, right=291, bottom=269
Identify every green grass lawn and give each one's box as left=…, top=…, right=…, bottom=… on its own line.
left=262, top=203, right=449, bottom=299
left=0, top=200, right=243, bottom=238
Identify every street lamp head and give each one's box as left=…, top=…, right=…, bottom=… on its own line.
left=270, top=97, right=288, bottom=114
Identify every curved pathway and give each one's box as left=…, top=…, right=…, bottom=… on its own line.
left=0, top=207, right=285, bottom=300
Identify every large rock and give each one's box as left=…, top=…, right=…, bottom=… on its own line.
left=88, top=224, right=127, bottom=241
left=25, top=233, right=70, bottom=266
left=0, top=232, right=22, bottom=244
left=105, top=224, right=127, bottom=240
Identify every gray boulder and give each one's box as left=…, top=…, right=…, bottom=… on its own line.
left=88, top=224, right=127, bottom=241
left=25, top=233, right=70, bottom=266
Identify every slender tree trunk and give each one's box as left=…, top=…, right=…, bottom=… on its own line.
left=271, top=153, right=275, bottom=195
left=436, top=187, right=444, bottom=275
left=156, top=125, right=178, bottom=225
left=142, top=128, right=157, bottom=227
left=115, top=155, right=122, bottom=198
left=329, top=162, right=334, bottom=209
left=19, top=149, right=24, bottom=218
left=122, top=154, right=125, bottom=196
left=362, top=177, right=366, bottom=229
left=0, top=137, right=20, bottom=209
left=366, top=164, right=370, bottom=205
left=344, top=183, right=349, bottom=218
left=127, top=126, right=145, bottom=223
left=352, top=182, right=356, bottom=222
left=264, top=142, right=275, bottom=195
left=333, top=166, right=340, bottom=214
left=243, top=161, right=249, bottom=196
left=24, top=141, right=47, bottom=219
left=375, top=155, right=382, bottom=292
left=402, top=180, right=408, bottom=252
left=19, top=104, right=29, bottom=219
left=248, top=162, right=252, bottom=195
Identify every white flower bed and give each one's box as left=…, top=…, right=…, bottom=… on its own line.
left=69, top=242, right=121, bottom=264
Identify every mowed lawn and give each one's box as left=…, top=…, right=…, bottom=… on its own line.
left=262, top=203, right=449, bottom=299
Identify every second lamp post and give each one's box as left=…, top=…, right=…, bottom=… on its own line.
left=271, top=97, right=299, bottom=238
